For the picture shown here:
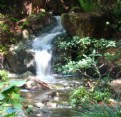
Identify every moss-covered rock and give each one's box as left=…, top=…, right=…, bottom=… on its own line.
left=61, top=12, right=114, bottom=39
left=4, top=43, right=35, bottom=74
left=18, top=12, right=55, bottom=38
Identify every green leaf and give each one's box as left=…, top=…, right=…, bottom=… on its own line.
left=0, top=82, right=4, bottom=89
left=2, top=112, right=16, bottom=117
left=13, top=93, right=20, bottom=98
left=2, top=85, right=16, bottom=94
left=13, top=102, right=22, bottom=109
left=9, top=80, right=26, bottom=87
left=0, top=93, right=5, bottom=100
left=2, top=80, right=26, bottom=94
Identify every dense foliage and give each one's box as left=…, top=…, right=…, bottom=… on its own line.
left=54, top=36, right=116, bottom=78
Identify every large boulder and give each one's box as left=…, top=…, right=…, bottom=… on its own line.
left=4, top=43, right=35, bottom=74
left=61, top=12, right=114, bottom=39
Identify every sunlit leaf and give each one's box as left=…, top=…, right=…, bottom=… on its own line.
left=2, top=85, right=16, bottom=94
left=9, top=80, right=26, bottom=87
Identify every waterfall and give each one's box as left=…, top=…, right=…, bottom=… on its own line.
left=32, top=16, right=65, bottom=83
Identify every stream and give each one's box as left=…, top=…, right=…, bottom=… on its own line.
left=9, top=74, right=83, bottom=117
left=29, top=16, right=81, bottom=116
left=22, top=77, right=83, bottom=117
left=9, top=16, right=82, bottom=117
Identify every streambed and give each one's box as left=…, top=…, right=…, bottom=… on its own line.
left=20, top=77, right=83, bottom=117
left=9, top=73, right=121, bottom=117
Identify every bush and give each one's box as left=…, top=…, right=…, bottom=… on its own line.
left=54, top=36, right=116, bottom=78
left=70, top=86, right=110, bottom=107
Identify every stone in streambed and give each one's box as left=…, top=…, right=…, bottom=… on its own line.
left=23, top=76, right=50, bottom=91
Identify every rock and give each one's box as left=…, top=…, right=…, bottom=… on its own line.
left=18, top=12, right=55, bottom=38
left=34, top=102, right=44, bottom=108
left=22, top=29, right=29, bottom=40
left=47, top=91, right=59, bottom=100
left=45, top=102, right=57, bottom=108
left=23, top=76, right=50, bottom=90
left=20, top=71, right=34, bottom=79
left=109, top=79, right=121, bottom=93
left=61, top=12, right=114, bottom=39
left=4, top=44, right=35, bottom=74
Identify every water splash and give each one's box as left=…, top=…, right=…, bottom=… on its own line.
left=32, top=16, right=65, bottom=83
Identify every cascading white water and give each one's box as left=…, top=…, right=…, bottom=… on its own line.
left=32, top=16, right=65, bottom=83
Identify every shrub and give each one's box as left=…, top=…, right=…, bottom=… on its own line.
left=54, top=36, right=116, bottom=78
left=70, top=86, right=110, bottom=107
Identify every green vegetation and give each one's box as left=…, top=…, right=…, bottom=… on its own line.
left=0, top=22, right=9, bottom=33
left=0, top=70, right=8, bottom=81
left=54, top=36, right=116, bottom=78
left=70, top=86, right=110, bottom=107
left=54, top=36, right=120, bottom=108
left=0, top=44, right=7, bottom=54
left=18, top=20, right=28, bottom=30
left=111, top=0, right=121, bottom=33
left=0, top=70, right=26, bottom=117
left=105, top=50, right=121, bottom=61
left=0, top=13, right=5, bottom=18
left=78, top=0, right=99, bottom=12
left=79, top=104, right=121, bottom=117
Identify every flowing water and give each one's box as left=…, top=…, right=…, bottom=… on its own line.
left=19, top=16, right=82, bottom=117
left=24, top=77, right=83, bottom=117
left=24, top=16, right=83, bottom=117
left=32, top=16, right=65, bottom=83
